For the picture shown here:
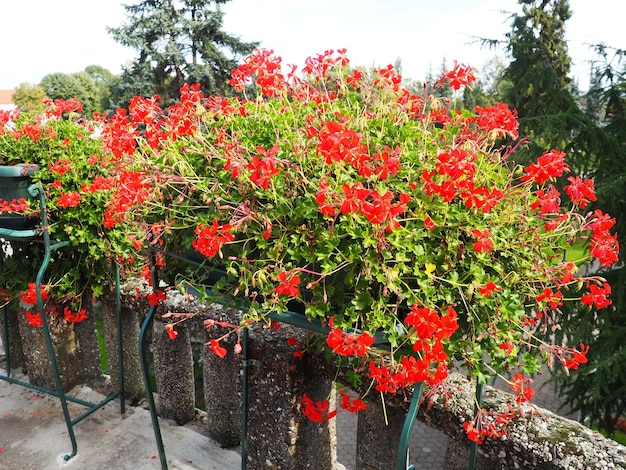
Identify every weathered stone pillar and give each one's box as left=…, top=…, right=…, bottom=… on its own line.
left=16, top=299, right=101, bottom=390
left=0, top=306, right=26, bottom=371
left=72, top=291, right=101, bottom=384
left=443, top=436, right=472, bottom=470
left=356, top=396, right=406, bottom=469
left=202, top=305, right=243, bottom=447
left=153, top=316, right=196, bottom=424
left=244, top=324, right=336, bottom=470
left=101, top=292, right=144, bottom=403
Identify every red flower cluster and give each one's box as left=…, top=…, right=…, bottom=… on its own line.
left=63, top=307, right=88, bottom=323
left=48, top=159, right=72, bottom=176
left=274, top=271, right=301, bottom=297
left=463, top=408, right=515, bottom=444
left=564, top=176, right=597, bottom=208
left=474, top=103, right=519, bottom=140
left=581, top=282, right=612, bottom=309
left=325, top=319, right=375, bottom=357
left=165, top=324, right=178, bottom=340
left=365, top=305, right=459, bottom=393
left=582, top=210, right=619, bottom=268
left=317, top=182, right=410, bottom=232
left=24, top=311, right=43, bottom=328
left=247, top=145, right=281, bottom=189
left=303, top=49, right=350, bottom=79
left=0, top=109, right=19, bottom=135
left=589, top=230, right=620, bottom=268
left=192, top=220, right=235, bottom=258
left=521, top=149, right=569, bottom=185
left=0, top=197, right=30, bottom=214
left=531, top=185, right=561, bottom=215
left=316, top=121, right=369, bottom=170
left=404, top=305, right=458, bottom=342
left=478, top=282, right=502, bottom=297
left=147, top=289, right=167, bottom=306
left=209, top=339, right=227, bottom=358
left=338, top=388, right=367, bottom=413
left=103, top=170, right=152, bottom=229
left=19, top=283, right=49, bottom=306
left=16, top=122, right=54, bottom=142
left=472, top=229, right=494, bottom=253
left=43, top=97, right=83, bottom=119
left=422, top=148, right=503, bottom=214
left=535, top=287, right=563, bottom=310
left=547, top=343, right=590, bottom=373
left=440, top=61, right=476, bottom=90
left=229, top=48, right=286, bottom=97
left=56, top=191, right=81, bottom=208
left=300, top=393, right=337, bottom=422
left=510, top=373, right=535, bottom=403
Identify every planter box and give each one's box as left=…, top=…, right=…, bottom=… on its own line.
left=0, top=164, right=40, bottom=230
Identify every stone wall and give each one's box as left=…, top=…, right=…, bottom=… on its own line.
left=4, top=277, right=625, bottom=469
left=140, top=283, right=626, bottom=469
left=419, top=373, right=626, bottom=469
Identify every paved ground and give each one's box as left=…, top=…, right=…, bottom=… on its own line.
left=0, top=367, right=449, bottom=470
left=0, top=370, right=241, bottom=470
left=336, top=404, right=448, bottom=470
left=0, top=358, right=571, bottom=470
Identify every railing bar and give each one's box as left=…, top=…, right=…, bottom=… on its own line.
left=469, top=380, right=484, bottom=470
left=241, top=327, right=249, bottom=470
left=115, top=263, right=126, bottom=415
left=139, top=245, right=168, bottom=470
left=396, top=381, right=424, bottom=470
left=70, top=392, right=122, bottom=425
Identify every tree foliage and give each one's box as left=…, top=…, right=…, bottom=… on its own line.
left=12, top=83, right=48, bottom=113
left=40, top=72, right=100, bottom=116
left=108, top=0, right=258, bottom=106
left=85, top=65, right=119, bottom=114
left=500, top=0, right=611, bottom=176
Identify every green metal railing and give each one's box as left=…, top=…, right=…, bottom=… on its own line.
left=0, top=182, right=125, bottom=462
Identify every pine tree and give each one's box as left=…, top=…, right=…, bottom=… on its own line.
left=500, top=0, right=609, bottom=175
left=108, top=0, right=258, bottom=105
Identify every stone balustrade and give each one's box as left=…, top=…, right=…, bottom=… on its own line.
left=2, top=278, right=625, bottom=469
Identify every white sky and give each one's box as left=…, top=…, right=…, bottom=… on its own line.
left=0, top=0, right=623, bottom=91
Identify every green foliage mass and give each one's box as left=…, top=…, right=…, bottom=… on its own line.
left=12, top=84, right=48, bottom=113
left=40, top=72, right=101, bottom=116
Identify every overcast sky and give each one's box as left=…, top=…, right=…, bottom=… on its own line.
left=1, top=0, right=624, bottom=90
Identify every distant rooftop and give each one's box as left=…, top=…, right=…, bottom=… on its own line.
left=0, top=89, right=16, bottom=110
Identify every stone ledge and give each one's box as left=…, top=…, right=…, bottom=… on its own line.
left=420, top=372, right=626, bottom=469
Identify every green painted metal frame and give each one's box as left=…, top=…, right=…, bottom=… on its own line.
left=139, top=247, right=169, bottom=469
left=0, top=182, right=125, bottom=462
left=139, top=250, right=427, bottom=470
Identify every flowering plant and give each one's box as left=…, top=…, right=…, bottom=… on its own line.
left=19, top=48, right=618, bottom=443
left=0, top=99, right=140, bottom=325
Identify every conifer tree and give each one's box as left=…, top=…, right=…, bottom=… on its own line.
left=108, top=0, right=257, bottom=105
left=500, top=0, right=609, bottom=175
